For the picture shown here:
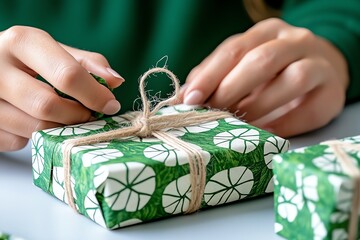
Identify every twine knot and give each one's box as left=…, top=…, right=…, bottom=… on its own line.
left=133, top=114, right=152, bottom=138
left=62, top=67, right=233, bottom=215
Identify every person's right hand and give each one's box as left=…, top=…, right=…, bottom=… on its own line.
left=0, top=26, right=124, bottom=151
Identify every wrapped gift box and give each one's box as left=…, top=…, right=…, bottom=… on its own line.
left=32, top=104, right=289, bottom=229
left=273, top=136, right=360, bottom=239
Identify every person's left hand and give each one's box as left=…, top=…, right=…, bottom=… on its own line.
left=181, top=18, right=349, bottom=137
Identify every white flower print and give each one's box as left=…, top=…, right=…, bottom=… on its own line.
left=204, top=166, right=254, bottom=206
left=213, top=128, right=260, bottom=154
left=44, top=120, right=106, bottom=136
left=103, top=162, right=156, bottom=212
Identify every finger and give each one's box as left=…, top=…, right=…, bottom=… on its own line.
left=233, top=58, right=325, bottom=121
left=0, top=99, right=61, bottom=138
left=180, top=64, right=205, bottom=102
left=0, top=129, right=28, bottom=152
left=254, top=87, right=345, bottom=137
left=60, top=44, right=125, bottom=88
left=185, top=53, right=214, bottom=85
left=178, top=83, right=189, bottom=102
left=206, top=38, right=305, bottom=109
left=183, top=19, right=288, bottom=105
left=2, top=26, right=120, bottom=115
left=0, top=67, right=92, bottom=124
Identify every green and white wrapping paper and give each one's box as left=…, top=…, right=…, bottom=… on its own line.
left=273, top=135, right=360, bottom=240
left=32, top=104, right=289, bottom=229
left=0, top=232, right=24, bottom=240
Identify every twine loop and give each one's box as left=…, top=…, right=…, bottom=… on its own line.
left=62, top=67, right=233, bottom=215
left=133, top=114, right=152, bottom=138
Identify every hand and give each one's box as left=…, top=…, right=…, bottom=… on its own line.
left=182, top=18, right=349, bottom=137
left=0, top=26, right=124, bottom=151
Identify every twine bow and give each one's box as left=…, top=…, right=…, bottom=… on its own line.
left=62, top=67, right=232, bottom=214
left=322, top=140, right=360, bottom=240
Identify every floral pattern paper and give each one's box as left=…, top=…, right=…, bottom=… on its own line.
left=274, top=136, right=360, bottom=240
left=31, top=104, right=289, bottom=229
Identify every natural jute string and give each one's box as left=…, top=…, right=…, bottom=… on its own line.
left=62, top=67, right=233, bottom=214
left=322, top=140, right=360, bottom=240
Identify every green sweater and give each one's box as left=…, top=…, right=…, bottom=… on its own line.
left=1, top=0, right=359, bottom=113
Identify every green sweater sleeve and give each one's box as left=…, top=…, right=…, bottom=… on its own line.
left=281, top=0, right=360, bottom=103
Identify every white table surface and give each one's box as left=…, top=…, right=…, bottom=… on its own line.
left=1, top=102, right=360, bottom=240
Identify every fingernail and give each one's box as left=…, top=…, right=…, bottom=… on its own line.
left=106, top=68, right=125, bottom=82
left=184, top=90, right=203, bottom=105
left=102, top=99, right=121, bottom=115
